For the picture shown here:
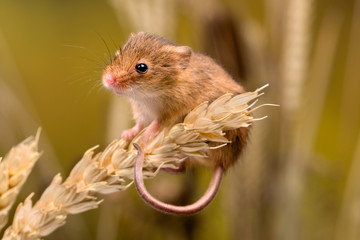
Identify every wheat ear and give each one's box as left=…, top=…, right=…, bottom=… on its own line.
left=2, top=85, right=272, bottom=240
left=0, top=129, right=42, bottom=231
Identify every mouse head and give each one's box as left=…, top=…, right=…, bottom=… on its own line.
left=102, top=32, right=192, bottom=96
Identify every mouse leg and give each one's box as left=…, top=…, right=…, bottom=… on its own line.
left=142, top=120, right=161, bottom=144
left=121, top=122, right=144, bottom=142
left=133, top=143, right=223, bottom=215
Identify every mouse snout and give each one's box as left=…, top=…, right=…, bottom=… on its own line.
left=103, top=73, right=116, bottom=88
left=102, top=71, right=130, bottom=88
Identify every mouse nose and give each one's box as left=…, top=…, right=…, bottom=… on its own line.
left=103, top=73, right=116, bottom=88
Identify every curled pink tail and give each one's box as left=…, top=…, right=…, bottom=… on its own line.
left=133, top=143, right=223, bottom=216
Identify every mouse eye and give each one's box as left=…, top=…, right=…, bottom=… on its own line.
left=135, top=63, right=148, bottom=74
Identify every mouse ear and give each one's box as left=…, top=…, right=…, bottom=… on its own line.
left=174, top=46, right=192, bottom=69
left=174, top=46, right=191, bottom=55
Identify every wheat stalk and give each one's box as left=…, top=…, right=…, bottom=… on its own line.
left=108, top=0, right=176, bottom=38
left=0, top=129, right=42, bottom=231
left=2, top=85, right=272, bottom=240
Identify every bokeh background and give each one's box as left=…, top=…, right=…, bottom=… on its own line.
left=1, top=0, right=360, bottom=239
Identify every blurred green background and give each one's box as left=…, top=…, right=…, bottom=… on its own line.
left=1, top=0, right=360, bottom=239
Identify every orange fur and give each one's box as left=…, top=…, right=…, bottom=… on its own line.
left=102, top=32, right=248, bottom=170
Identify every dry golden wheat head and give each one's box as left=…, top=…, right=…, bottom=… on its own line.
left=0, top=129, right=42, bottom=232
left=2, top=85, right=273, bottom=239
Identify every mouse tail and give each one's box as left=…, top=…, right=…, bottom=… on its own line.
left=133, top=143, right=223, bottom=216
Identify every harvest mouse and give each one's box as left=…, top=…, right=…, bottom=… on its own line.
left=102, top=32, right=248, bottom=215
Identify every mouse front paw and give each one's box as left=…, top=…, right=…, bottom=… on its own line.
left=121, top=128, right=141, bottom=142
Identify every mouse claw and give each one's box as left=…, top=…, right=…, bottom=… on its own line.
left=133, top=143, right=223, bottom=215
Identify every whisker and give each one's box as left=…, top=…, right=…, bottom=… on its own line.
left=64, top=70, right=101, bottom=85
left=70, top=65, right=104, bottom=71
left=87, top=81, right=104, bottom=97
left=95, top=32, right=113, bottom=65
left=107, top=32, right=121, bottom=52
left=64, top=44, right=109, bottom=66
left=61, top=55, right=106, bottom=69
